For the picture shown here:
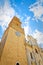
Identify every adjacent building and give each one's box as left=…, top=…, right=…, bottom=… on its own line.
left=26, top=35, right=43, bottom=65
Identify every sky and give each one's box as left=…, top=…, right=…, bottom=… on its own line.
left=0, top=0, right=43, bottom=48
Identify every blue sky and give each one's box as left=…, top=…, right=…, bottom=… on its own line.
left=0, top=0, right=43, bottom=48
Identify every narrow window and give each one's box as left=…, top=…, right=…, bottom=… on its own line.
left=35, top=49, right=38, bottom=54
left=30, top=52, right=33, bottom=59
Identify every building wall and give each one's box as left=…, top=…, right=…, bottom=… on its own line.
left=0, top=42, right=1, bottom=58
left=26, top=43, right=43, bottom=65
left=26, top=45, right=36, bottom=65
left=0, top=27, right=28, bottom=65
left=32, top=46, right=43, bottom=65
left=0, top=28, right=9, bottom=60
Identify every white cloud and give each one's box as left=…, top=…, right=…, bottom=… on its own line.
left=24, top=26, right=31, bottom=40
left=29, top=0, right=43, bottom=22
left=24, top=25, right=31, bottom=36
left=32, top=29, right=43, bottom=44
left=23, top=16, right=32, bottom=40
left=25, top=17, right=30, bottom=23
left=23, top=16, right=31, bottom=35
left=0, top=0, right=15, bottom=30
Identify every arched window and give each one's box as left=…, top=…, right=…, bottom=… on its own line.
left=16, top=63, right=19, bottom=65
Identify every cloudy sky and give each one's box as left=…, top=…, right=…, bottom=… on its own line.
left=0, top=0, right=43, bottom=48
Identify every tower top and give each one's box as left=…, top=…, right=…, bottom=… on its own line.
left=9, top=16, right=24, bottom=34
left=9, top=16, right=21, bottom=27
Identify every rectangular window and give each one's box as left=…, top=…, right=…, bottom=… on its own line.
left=30, top=52, right=33, bottom=59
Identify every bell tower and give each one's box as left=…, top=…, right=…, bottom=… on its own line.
left=0, top=16, right=28, bottom=65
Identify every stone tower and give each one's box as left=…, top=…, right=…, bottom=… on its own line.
left=0, top=17, right=28, bottom=65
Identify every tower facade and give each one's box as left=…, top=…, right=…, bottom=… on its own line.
left=0, top=17, right=28, bottom=65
